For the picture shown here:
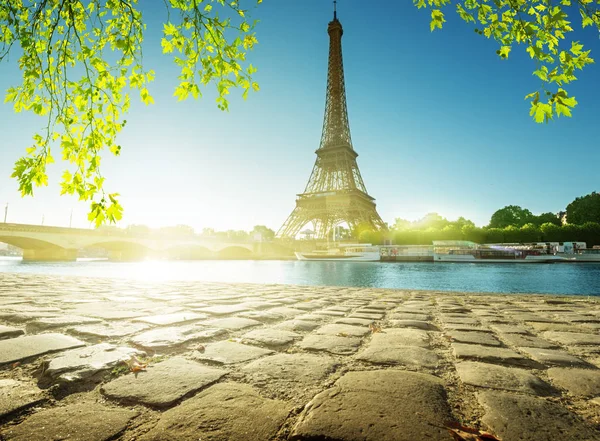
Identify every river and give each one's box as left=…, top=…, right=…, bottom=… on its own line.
left=1, top=257, right=599, bottom=295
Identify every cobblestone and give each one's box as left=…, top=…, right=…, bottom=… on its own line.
left=1, top=273, right=600, bottom=440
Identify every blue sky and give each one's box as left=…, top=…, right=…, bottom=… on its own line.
left=0, top=0, right=599, bottom=231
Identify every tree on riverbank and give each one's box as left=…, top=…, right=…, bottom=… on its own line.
left=566, top=192, right=600, bottom=224
left=2, top=0, right=261, bottom=226
left=415, top=0, right=598, bottom=122
left=385, top=221, right=600, bottom=247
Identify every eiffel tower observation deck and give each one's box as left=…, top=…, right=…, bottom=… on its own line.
left=277, top=3, right=387, bottom=240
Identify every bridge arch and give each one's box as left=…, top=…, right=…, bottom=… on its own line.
left=216, top=246, right=254, bottom=259
left=165, top=245, right=214, bottom=260
left=0, top=236, right=65, bottom=251
left=82, top=241, right=153, bottom=261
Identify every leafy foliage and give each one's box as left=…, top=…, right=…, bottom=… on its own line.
left=385, top=221, right=600, bottom=246
left=489, top=205, right=534, bottom=228
left=566, top=191, right=600, bottom=224
left=1, top=0, right=261, bottom=226
left=414, top=0, right=598, bottom=122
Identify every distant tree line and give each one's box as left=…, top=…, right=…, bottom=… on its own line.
left=97, top=224, right=276, bottom=241
left=357, top=192, right=600, bottom=247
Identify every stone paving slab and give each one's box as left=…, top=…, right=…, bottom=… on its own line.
left=202, top=317, right=262, bottom=330
left=241, top=353, right=339, bottom=400
left=197, top=304, right=249, bottom=315
left=348, top=312, right=383, bottom=320
left=455, top=361, right=555, bottom=395
left=543, top=331, right=600, bottom=346
left=40, top=343, right=145, bottom=386
left=0, top=325, right=24, bottom=340
left=26, top=315, right=102, bottom=331
left=0, top=379, right=46, bottom=418
left=547, top=367, right=600, bottom=396
left=335, top=317, right=374, bottom=326
left=191, top=340, right=273, bottom=364
left=498, top=332, right=558, bottom=349
left=101, top=356, right=227, bottom=408
left=297, top=334, right=362, bottom=355
left=0, top=402, right=138, bottom=441
left=67, top=304, right=146, bottom=320
left=291, top=370, right=454, bottom=441
left=378, top=327, right=432, bottom=347
left=295, top=313, right=330, bottom=323
left=237, top=310, right=284, bottom=322
left=69, top=321, right=150, bottom=338
left=528, top=322, right=580, bottom=333
left=357, top=343, right=440, bottom=368
left=519, top=347, right=592, bottom=368
left=440, top=316, right=480, bottom=325
left=130, top=326, right=225, bottom=350
left=442, top=323, right=492, bottom=333
left=477, top=391, right=600, bottom=441
left=241, top=328, right=300, bottom=347
left=268, top=306, right=305, bottom=317
left=388, top=319, right=439, bottom=330
left=275, top=319, right=320, bottom=332
left=315, top=323, right=371, bottom=337
left=452, top=343, right=543, bottom=368
left=133, top=312, right=206, bottom=326
left=446, top=330, right=502, bottom=347
left=0, top=333, right=85, bottom=366
left=388, top=312, right=431, bottom=321
left=138, top=382, right=291, bottom=441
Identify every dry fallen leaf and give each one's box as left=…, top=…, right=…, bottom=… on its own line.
left=445, top=422, right=501, bottom=441
left=336, top=332, right=349, bottom=337
left=126, top=355, right=147, bottom=373
left=369, top=323, right=382, bottom=333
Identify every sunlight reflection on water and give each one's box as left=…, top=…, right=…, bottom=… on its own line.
left=1, top=257, right=599, bottom=295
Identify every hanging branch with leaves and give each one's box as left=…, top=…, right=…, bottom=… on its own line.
left=415, top=0, right=598, bottom=122
left=1, top=0, right=261, bottom=226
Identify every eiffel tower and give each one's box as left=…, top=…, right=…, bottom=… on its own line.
left=277, top=4, right=387, bottom=240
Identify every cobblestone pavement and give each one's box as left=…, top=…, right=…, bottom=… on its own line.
left=1, top=272, right=600, bottom=441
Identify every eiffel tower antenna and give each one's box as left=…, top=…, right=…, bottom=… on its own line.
left=277, top=8, right=387, bottom=240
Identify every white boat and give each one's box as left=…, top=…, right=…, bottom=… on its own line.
left=380, top=245, right=433, bottom=262
left=295, top=244, right=380, bottom=261
left=433, top=241, right=563, bottom=263
left=558, top=243, right=600, bottom=262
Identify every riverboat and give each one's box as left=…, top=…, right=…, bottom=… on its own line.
left=433, top=241, right=563, bottom=263
left=380, top=245, right=433, bottom=262
left=556, top=242, right=600, bottom=262
left=295, top=244, right=380, bottom=261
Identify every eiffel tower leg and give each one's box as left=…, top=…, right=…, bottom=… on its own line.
left=277, top=207, right=309, bottom=239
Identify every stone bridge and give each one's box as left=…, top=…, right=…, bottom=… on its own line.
left=0, top=223, right=289, bottom=261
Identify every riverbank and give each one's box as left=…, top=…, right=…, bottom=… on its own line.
left=1, top=273, right=600, bottom=440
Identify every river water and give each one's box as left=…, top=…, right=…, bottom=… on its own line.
left=1, top=257, right=599, bottom=295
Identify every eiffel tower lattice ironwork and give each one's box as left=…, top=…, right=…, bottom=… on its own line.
left=277, top=6, right=387, bottom=240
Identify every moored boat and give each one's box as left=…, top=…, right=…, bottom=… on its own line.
left=295, top=244, right=380, bottom=261
left=557, top=242, right=600, bottom=262
left=433, top=241, right=563, bottom=263
left=380, top=245, right=433, bottom=262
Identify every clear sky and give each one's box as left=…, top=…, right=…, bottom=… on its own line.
left=1, top=1, right=599, bottom=232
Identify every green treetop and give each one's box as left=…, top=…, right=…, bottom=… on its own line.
left=1, top=0, right=261, bottom=226
left=415, top=0, right=598, bottom=122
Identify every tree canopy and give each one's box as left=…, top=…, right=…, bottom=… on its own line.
left=415, top=0, right=598, bottom=122
left=2, top=0, right=260, bottom=226
left=566, top=191, right=600, bottom=224
left=489, top=205, right=534, bottom=228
